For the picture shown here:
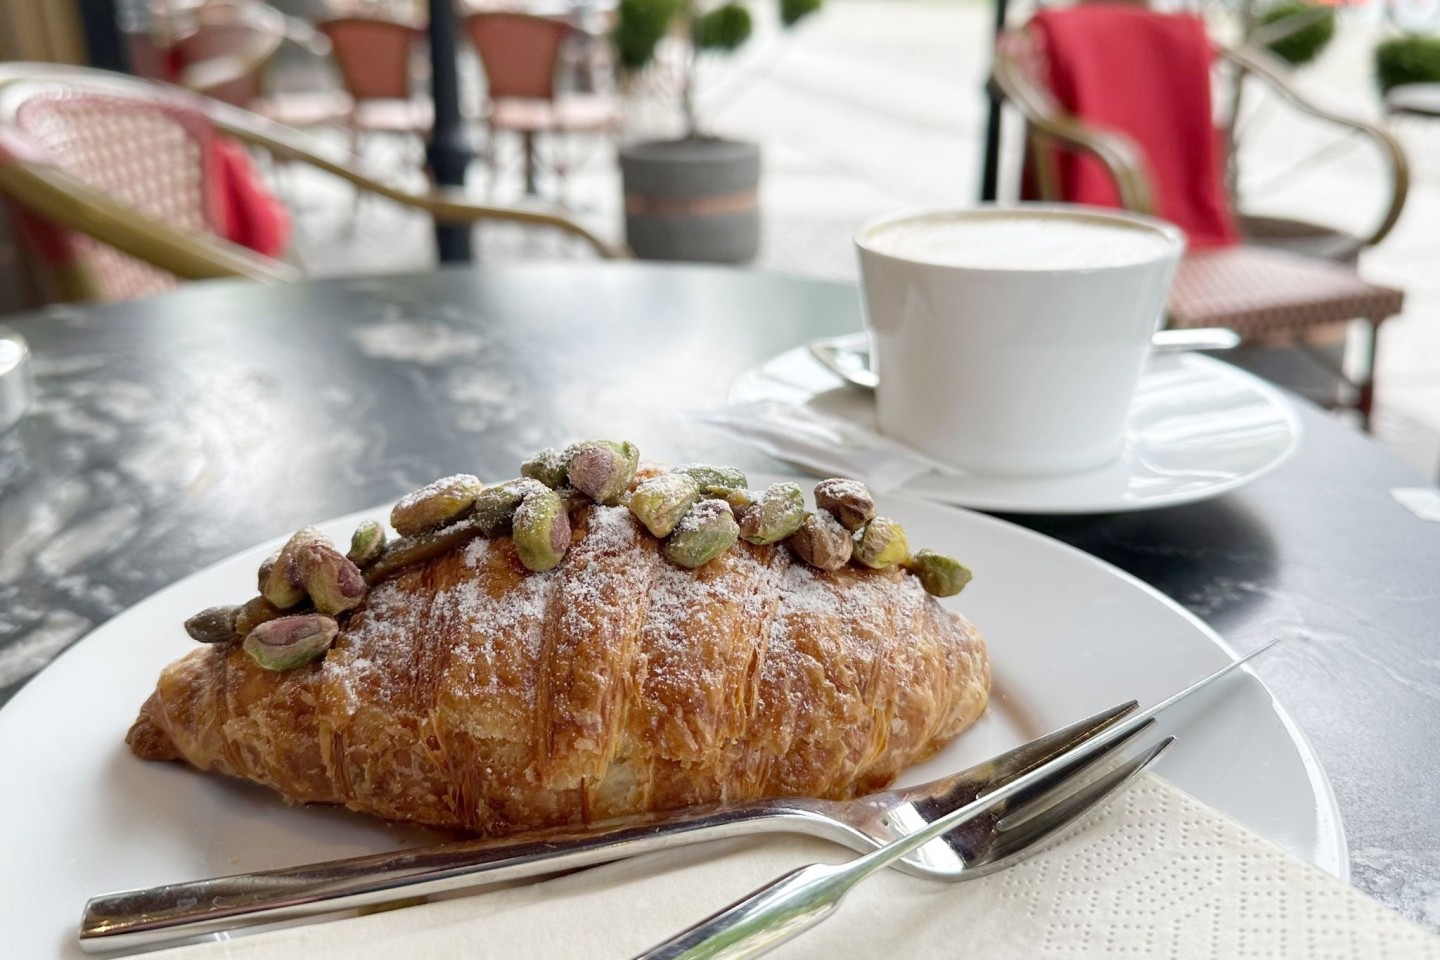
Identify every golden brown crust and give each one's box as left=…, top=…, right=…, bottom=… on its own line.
left=132, top=505, right=990, bottom=835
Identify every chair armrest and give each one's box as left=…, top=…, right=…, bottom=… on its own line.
left=1220, top=43, right=1409, bottom=247
left=210, top=105, right=627, bottom=259
left=991, top=33, right=1157, bottom=215
left=0, top=157, right=297, bottom=284
left=177, top=44, right=280, bottom=98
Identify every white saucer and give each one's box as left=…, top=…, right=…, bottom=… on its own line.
left=729, top=346, right=1303, bottom=514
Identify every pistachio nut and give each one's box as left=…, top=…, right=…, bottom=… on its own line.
left=704, top=485, right=755, bottom=511
left=677, top=464, right=748, bottom=493
left=390, top=474, right=484, bottom=536
left=242, top=614, right=339, bottom=671
left=787, top=509, right=853, bottom=571
left=628, top=473, right=702, bottom=538
left=520, top=447, right=570, bottom=489
left=294, top=541, right=368, bottom=615
left=262, top=527, right=326, bottom=608
left=814, top=478, right=877, bottom=532
left=737, top=482, right=806, bottom=545
left=364, top=522, right=485, bottom=584
left=554, top=486, right=590, bottom=515
left=234, top=595, right=283, bottom=635
left=903, top=550, right=973, bottom=598
left=257, top=553, right=278, bottom=594
left=512, top=488, right=571, bottom=572
left=184, top=605, right=239, bottom=644
left=664, top=499, right=740, bottom=568
left=472, top=477, right=549, bottom=537
left=347, top=520, right=387, bottom=568
left=853, top=517, right=910, bottom=569
left=567, top=440, right=640, bottom=505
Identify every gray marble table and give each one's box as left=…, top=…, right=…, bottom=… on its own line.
left=2, top=263, right=1438, bottom=926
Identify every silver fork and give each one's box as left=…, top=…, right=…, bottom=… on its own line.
left=79, top=644, right=1268, bottom=954
left=636, top=736, right=1176, bottom=960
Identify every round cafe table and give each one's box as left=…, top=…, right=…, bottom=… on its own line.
left=1, top=263, right=1437, bottom=926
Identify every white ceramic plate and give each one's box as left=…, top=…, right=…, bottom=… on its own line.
left=0, top=487, right=1344, bottom=958
left=729, top=346, right=1304, bottom=514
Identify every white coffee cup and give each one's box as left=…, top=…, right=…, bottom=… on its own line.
left=855, top=204, right=1185, bottom=477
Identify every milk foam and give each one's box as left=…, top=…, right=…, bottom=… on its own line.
left=865, top=213, right=1174, bottom=270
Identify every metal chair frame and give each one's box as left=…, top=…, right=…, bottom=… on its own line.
left=0, top=63, right=621, bottom=302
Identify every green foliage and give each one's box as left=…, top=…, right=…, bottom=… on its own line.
left=1376, top=33, right=1440, bottom=93
left=780, top=0, right=822, bottom=27
left=1259, top=1, right=1336, bottom=66
left=613, top=0, right=682, bottom=71
left=694, top=3, right=754, bottom=51
left=615, top=0, right=823, bottom=72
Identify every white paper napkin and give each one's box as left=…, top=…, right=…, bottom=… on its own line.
left=144, top=773, right=1439, bottom=960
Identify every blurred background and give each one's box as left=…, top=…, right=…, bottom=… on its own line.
left=1, top=0, right=1437, bottom=473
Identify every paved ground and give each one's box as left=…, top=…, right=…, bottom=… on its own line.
left=280, top=0, right=1440, bottom=476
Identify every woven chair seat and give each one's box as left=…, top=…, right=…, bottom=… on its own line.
left=1168, top=246, right=1404, bottom=344
left=353, top=97, right=433, bottom=134
left=488, top=94, right=617, bottom=134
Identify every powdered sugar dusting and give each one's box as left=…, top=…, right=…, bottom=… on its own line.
left=814, top=510, right=847, bottom=540
left=672, top=498, right=733, bottom=535
left=557, top=506, right=643, bottom=641
left=319, top=494, right=961, bottom=781
left=815, top=478, right=867, bottom=502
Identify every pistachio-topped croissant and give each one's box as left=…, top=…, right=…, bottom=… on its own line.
left=127, top=447, right=990, bottom=836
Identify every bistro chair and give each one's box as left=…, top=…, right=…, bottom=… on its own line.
left=159, top=1, right=351, bottom=130
left=465, top=11, right=619, bottom=197
left=0, top=63, right=619, bottom=306
left=993, top=4, right=1408, bottom=427
left=316, top=16, right=433, bottom=153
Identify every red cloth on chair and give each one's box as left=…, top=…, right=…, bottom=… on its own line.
left=207, top=137, right=290, bottom=258
left=1030, top=4, right=1239, bottom=249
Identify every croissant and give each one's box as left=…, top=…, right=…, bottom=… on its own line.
left=128, top=502, right=990, bottom=836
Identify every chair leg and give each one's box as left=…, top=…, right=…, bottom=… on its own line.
left=523, top=131, right=539, bottom=196
left=1354, top=319, right=1379, bottom=433
left=346, top=120, right=363, bottom=235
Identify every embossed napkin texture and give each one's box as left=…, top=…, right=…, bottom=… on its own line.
left=150, top=773, right=1440, bottom=959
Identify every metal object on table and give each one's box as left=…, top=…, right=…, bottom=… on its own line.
left=80, top=642, right=1273, bottom=952
left=806, top=328, right=1243, bottom=392
left=0, top=327, right=34, bottom=433
left=79, top=700, right=1139, bottom=952
left=635, top=739, right=1174, bottom=960
left=634, top=645, right=1273, bottom=959
left=0, top=263, right=1435, bottom=926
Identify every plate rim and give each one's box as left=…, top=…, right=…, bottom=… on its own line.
left=729, top=347, right=1305, bottom=514
left=3, top=491, right=1349, bottom=877
left=0, top=490, right=1348, bottom=957
left=866, top=483, right=1349, bottom=879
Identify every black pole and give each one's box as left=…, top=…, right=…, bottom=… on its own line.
left=978, top=0, right=1009, bottom=202
left=426, top=0, right=473, bottom=263
left=78, top=0, right=130, bottom=73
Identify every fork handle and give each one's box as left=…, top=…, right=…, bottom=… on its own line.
left=632, top=862, right=854, bottom=960
left=79, top=805, right=813, bottom=954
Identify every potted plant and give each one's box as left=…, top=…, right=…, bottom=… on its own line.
left=613, top=0, right=822, bottom=262
left=1254, top=0, right=1336, bottom=67
left=1375, top=32, right=1440, bottom=93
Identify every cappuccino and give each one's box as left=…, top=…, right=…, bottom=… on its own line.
left=863, top=210, right=1175, bottom=271
left=856, top=205, right=1185, bottom=475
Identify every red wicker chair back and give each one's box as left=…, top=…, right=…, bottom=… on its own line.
left=9, top=92, right=222, bottom=300
left=318, top=17, right=423, bottom=102
left=466, top=13, right=571, bottom=101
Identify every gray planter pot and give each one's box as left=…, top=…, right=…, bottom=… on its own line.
left=619, top=138, right=761, bottom=263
